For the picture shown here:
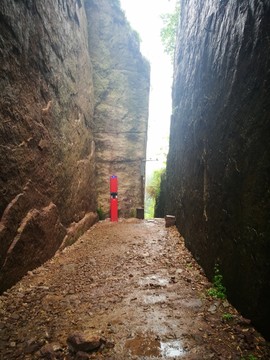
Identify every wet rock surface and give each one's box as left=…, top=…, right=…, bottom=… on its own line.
left=0, top=219, right=269, bottom=359
left=166, top=0, right=270, bottom=338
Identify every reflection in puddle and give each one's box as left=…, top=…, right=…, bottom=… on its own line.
left=160, top=340, right=185, bottom=357
left=125, top=334, right=186, bottom=358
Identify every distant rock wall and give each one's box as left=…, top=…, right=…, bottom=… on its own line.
left=85, top=0, right=150, bottom=217
left=166, top=0, right=270, bottom=339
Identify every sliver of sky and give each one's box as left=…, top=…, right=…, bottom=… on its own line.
left=120, top=0, right=177, bottom=172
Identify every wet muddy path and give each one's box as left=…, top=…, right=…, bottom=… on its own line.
left=0, top=219, right=269, bottom=359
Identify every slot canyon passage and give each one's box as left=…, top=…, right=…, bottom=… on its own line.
left=0, top=1, right=270, bottom=360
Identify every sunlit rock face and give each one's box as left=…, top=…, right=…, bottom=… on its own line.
left=166, top=0, right=270, bottom=339
left=0, top=0, right=97, bottom=292
left=85, top=0, right=150, bottom=217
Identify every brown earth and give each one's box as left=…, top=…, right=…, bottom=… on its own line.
left=0, top=219, right=269, bottom=360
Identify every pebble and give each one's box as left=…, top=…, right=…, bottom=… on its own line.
left=208, top=304, right=217, bottom=314
left=39, top=343, right=57, bottom=359
left=67, top=332, right=103, bottom=353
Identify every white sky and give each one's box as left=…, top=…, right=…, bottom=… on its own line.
left=120, top=0, right=177, bottom=172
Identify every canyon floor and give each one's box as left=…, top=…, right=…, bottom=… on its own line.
left=0, top=219, right=269, bottom=360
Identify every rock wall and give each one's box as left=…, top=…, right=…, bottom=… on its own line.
left=166, top=0, right=270, bottom=339
left=0, top=0, right=96, bottom=293
left=85, top=0, right=150, bottom=217
left=0, top=0, right=149, bottom=292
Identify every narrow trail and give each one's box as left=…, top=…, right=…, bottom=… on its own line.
left=0, top=219, right=269, bottom=360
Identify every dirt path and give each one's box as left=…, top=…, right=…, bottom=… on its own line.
left=0, top=219, right=269, bottom=360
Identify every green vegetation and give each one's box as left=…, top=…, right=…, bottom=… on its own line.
left=207, top=264, right=227, bottom=299
left=145, top=168, right=165, bottom=219
left=147, top=168, right=165, bottom=200
left=145, top=197, right=154, bottom=219
left=160, top=2, right=180, bottom=63
left=241, top=356, right=258, bottom=360
left=222, top=312, right=233, bottom=321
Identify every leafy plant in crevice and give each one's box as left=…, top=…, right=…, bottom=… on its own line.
left=222, top=312, right=233, bottom=322
left=207, top=264, right=227, bottom=299
left=160, top=2, right=180, bottom=63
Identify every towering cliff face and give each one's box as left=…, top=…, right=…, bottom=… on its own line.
left=0, top=0, right=149, bottom=292
left=85, top=0, right=150, bottom=217
left=0, top=0, right=97, bottom=292
left=166, top=0, right=270, bottom=338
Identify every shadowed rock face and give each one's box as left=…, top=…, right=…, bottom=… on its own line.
left=166, top=0, right=270, bottom=339
left=85, top=0, right=150, bottom=217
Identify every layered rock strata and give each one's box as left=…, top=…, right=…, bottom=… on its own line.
left=166, top=0, right=270, bottom=339
left=85, top=0, right=150, bottom=217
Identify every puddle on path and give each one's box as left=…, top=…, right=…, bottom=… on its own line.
left=125, top=334, right=186, bottom=358
left=143, top=294, right=167, bottom=304
left=160, top=340, right=185, bottom=357
left=139, top=275, right=169, bottom=287
left=180, top=298, right=203, bottom=308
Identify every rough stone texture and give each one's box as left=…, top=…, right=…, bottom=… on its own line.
left=0, top=202, right=66, bottom=291
left=166, top=0, right=270, bottom=339
left=67, top=332, right=102, bottom=353
left=60, top=212, right=97, bottom=249
left=0, top=0, right=96, bottom=292
left=0, top=0, right=149, bottom=293
left=85, top=0, right=150, bottom=217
